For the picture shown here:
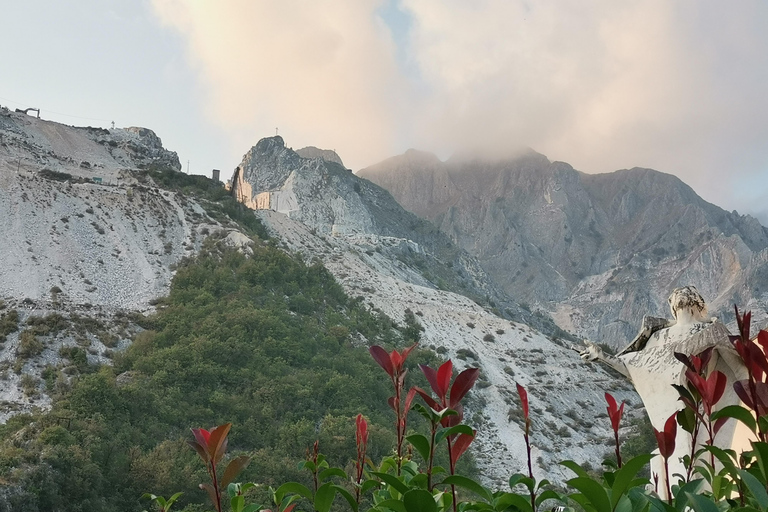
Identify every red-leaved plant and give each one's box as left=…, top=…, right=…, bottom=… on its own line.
left=354, top=414, right=368, bottom=504
left=653, top=412, right=677, bottom=503
left=415, top=360, right=479, bottom=473
left=369, top=343, right=418, bottom=474
left=188, top=423, right=250, bottom=512
left=731, top=306, right=768, bottom=441
left=605, top=392, right=625, bottom=468
left=413, top=360, right=478, bottom=511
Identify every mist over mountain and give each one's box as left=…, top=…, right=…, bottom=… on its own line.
left=359, top=149, right=768, bottom=348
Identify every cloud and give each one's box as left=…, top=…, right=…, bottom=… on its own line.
left=151, top=0, right=768, bottom=218
left=150, top=0, right=409, bottom=167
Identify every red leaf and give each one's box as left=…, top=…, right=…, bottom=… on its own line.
left=653, top=412, right=677, bottom=459
left=757, top=330, right=768, bottom=354
left=516, top=382, right=529, bottom=420
left=404, top=387, right=418, bottom=413
left=200, top=482, right=219, bottom=510
left=734, top=380, right=755, bottom=409
left=370, top=346, right=394, bottom=377
left=450, top=430, right=476, bottom=464
left=207, top=423, right=232, bottom=463
left=401, top=343, right=418, bottom=362
left=283, top=504, right=298, bottom=512
left=674, top=352, right=694, bottom=372
left=604, top=392, right=624, bottom=432
left=221, top=455, right=251, bottom=488
left=697, top=347, right=714, bottom=371
left=713, top=416, right=729, bottom=436
left=413, top=387, right=440, bottom=410
left=356, top=414, right=368, bottom=444
left=420, top=364, right=441, bottom=398
left=391, top=350, right=403, bottom=372
left=450, top=368, right=480, bottom=407
left=387, top=396, right=397, bottom=411
left=709, top=371, right=727, bottom=407
left=436, top=360, right=453, bottom=401
left=188, top=439, right=209, bottom=464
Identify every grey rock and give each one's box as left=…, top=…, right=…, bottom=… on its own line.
left=359, top=150, right=768, bottom=349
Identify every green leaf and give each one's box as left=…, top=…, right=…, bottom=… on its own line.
left=332, top=484, right=359, bottom=512
left=362, top=479, right=382, bottom=494
left=403, top=489, right=437, bottom=512
left=407, top=434, right=432, bottom=462
left=711, top=405, right=757, bottom=433
left=274, top=482, right=313, bottom=503
left=372, top=471, right=410, bottom=495
left=300, top=460, right=316, bottom=472
left=435, top=424, right=474, bottom=446
left=706, top=446, right=740, bottom=479
left=412, top=403, right=441, bottom=423
left=740, top=469, right=768, bottom=509
left=672, top=479, right=704, bottom=512
left=494, top=492, right=531, bottom=512
left=230, top=495, right=245, bottom=512
left=567, top=477, right=612, bottom=512
left=374, top=498, right=408, bottom=512
left=753, top=442, right=768, bottom=483
left=314, top=482, right=336, bottom=512
left=242, top=505, right=262, bottom=512
left=509, top=473, right=534, bottom=492
left=319, top=467, right=347, bottom=482
left=440, top=475, right=493, bottom=503
left=561, top=460, right=589, bottom=478
left=611, top=454, right=654, bottom=508
left=410, top=473, right=429, bottom=489
left=535, top=489, right=563, bottom=507
left=614, top=495, right=633, bottom=512
left=684, top=492, right=720, bottom=512
left=166, top=492, right=183, bottom=508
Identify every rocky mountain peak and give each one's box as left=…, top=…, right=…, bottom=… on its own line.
left=360, top=149, right=768, bottom=348
left=296, top=145, right=345, bottom=167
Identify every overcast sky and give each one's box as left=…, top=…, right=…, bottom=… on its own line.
left=2, top=1, right=767, bottom=221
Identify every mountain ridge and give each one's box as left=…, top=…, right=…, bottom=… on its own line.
left=358, top=148, right=768, bottom=347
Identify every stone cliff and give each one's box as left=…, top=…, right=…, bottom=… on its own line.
left=359, top=149, right=768, bottom=348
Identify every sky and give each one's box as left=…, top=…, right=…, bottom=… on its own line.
left=2, top=0, right=767, bottom=221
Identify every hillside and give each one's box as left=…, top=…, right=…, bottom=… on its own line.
left=229, top=137, right=635, bottom=487
left=359, top=150, right=768, bottom=348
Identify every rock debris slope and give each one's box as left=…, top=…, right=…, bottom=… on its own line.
left=359, top=149, right=768, bottom=349
left=0, top=107, right=237, bottom=420
left=233, top=137, right=635, bottom=487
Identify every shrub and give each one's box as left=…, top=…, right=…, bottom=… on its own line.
left=16, top=330, right=43, bottom=359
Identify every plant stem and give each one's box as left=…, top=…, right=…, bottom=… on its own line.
left=447, top=437, right=457, bottom=512
left=393, top=375, right=403, bottom=475
left=663, top=457, right=672, bottom=505
left=210, top=461, right=223, bottom=512
left=524, top=430, right=535, bottom=512
left=613, top=429, right=622, bottom=469
left=427, top=423, right=437, bottom=491
left=685, top=412, right=701, bottom=482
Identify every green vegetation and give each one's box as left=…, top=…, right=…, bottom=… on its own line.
left=0, top=308, right=19, bottom=341
left=0, top=236, right=444, bottom=511
left=140, top=166, right=269, bottom=239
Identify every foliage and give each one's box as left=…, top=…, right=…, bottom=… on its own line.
left=140, top=166, right=269, bottom=239
left=0, top=241, right=442, bottom=511
left=0, top=308, right=18, bottom=342
left=145, top=305, right=768, bottom=512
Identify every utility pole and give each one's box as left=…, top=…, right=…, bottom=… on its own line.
left=187, top=160, right=190, bottom=174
